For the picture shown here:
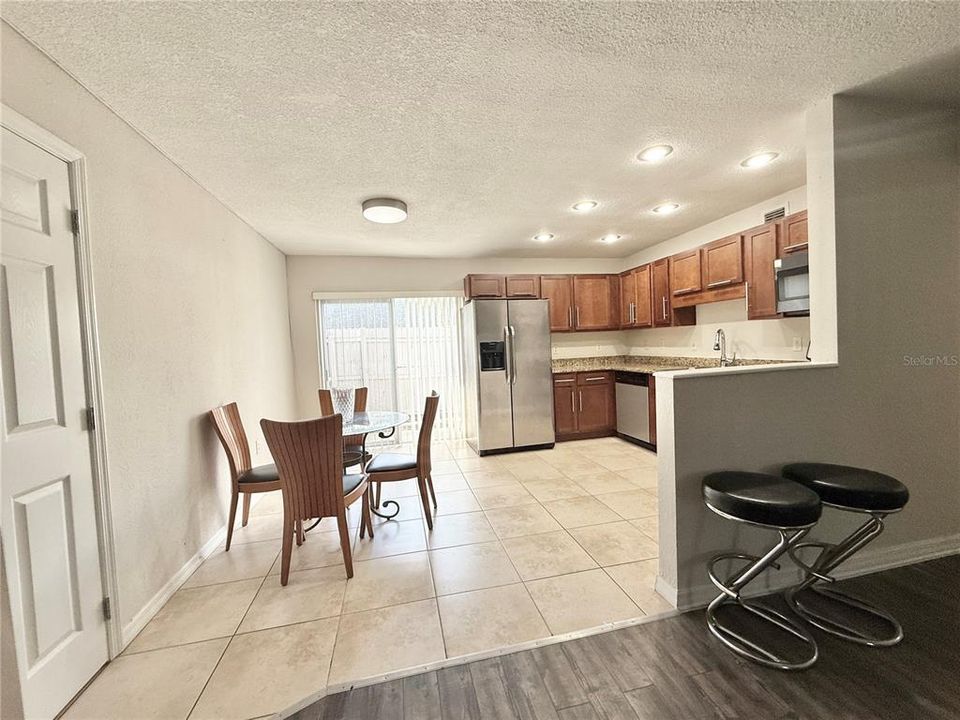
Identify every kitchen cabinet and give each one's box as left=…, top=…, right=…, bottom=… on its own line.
left=743, top=222, right=780, bottom=320
left=702, top=234, right=744, bottom=290
left=553, top=371, right=615, bottom=440
left=540, top=275, right=574, bottom=331
left=552, top=374, right=578, bottom=436
left=669, top=249, right=702, bottom=297
left=778, top=210, right=808, bottom=258
left=620, top=265, right=653, bottom=329
left=652, top=259, right=672, bottom=327
left=505, top=275, right=540, bottom=298
left=572, top=275, right=619, bottom=330
left=464, top=274, right=505, bottom=299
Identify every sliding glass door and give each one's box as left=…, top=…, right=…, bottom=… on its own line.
left=318, top=295, right=465, bottom=442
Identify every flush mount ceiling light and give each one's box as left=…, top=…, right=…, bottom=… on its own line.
left=361, top=197, right=408, bottom=224
left=652, top=202, right=680, bottom=215
left=532, top=232, right=555, bottom=242
left=572, top=200, right=598, bottom=212
left=599, top=234, right=621, bottom=244
left=740, top=152, right=779, bottom=168
left=637, top=144, right=674, bottom=163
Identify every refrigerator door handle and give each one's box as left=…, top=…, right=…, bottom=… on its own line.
left=503, top=326, right=513, bottom=385
left=508, top=325, right=517, bottom=385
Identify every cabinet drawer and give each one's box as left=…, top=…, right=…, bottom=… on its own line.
left=505, top=275, right=541, bottom=298
left=577, top=371, right=613, bottom=386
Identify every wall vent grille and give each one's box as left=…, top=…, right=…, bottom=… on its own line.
left=764, top=206, right=787, bottom=223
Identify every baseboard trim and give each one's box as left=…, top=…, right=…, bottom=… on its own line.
left=119, top=524, right=227, bottom=648
left=673, top=532, right=960, bottom=612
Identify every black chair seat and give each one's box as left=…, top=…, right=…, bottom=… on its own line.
left=238, top=463, right=279, bottom=484
left=366, top=452, right=417, bottom=474
left=703, top=471, right=821, bottom=528
left=782, top=463, right=909, bottom=512
left=343, top=473, right=364, bottom=495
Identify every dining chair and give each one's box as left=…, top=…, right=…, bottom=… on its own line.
left=261, top=413, right=373, bottom=584
left=209, top=402, right=281, bottom=551
left=319, top=386, right=369, bottom=465
left=364, top=392, right=439, bottom=529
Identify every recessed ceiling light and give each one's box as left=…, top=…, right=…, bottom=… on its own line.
left=572, top=200, right=598, bottom=212
left=652, top=202, right=680, bottom=215
left=599, top=234, right=621, bottom=244
left=532, top=232, right=554, bottom=242
left=740, top=152, right=779, bottom=168
left=637, top=144, right=674, bottom=163
left=362, top=197, right=407, bottom=223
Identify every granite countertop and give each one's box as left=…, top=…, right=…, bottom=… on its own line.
left=551, top=355, right=790, bottom=374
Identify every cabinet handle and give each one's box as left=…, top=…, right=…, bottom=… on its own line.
left=630, top=302, right=636, bottom=324
left=584, top=376, right=607, bottom=382
left=745, top=282, right=750, bottom=309
left=571, top=392, right=576, bottom=414
left=706, top=279, right=735, bottom=288
left=554, top=378, right=575, bottom=384
left=575, top=307, right=581, bottom=327
left=783, top=242, right=808, bottom=253
left=673, top=287, right=699, bottom=295
left=578, top=390, right=583, bottom=412
left=567, top=307, right=573, bottom=328
left=661, top=297, right=667, bottom=319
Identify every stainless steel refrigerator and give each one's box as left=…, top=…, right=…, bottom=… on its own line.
left=461, top=299, right=555, bottom=455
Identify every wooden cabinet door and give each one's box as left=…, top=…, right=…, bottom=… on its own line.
left=573, top=275, right=617, bottom=330
left=505, top=275, right=541, bottom=298
left=464, top=274, right=504, bottom=298
left=702, top=234, right=744, bottom=290
left=743, top=222, right=780, bottom=320
left=619, top=270, right=637, bottom=328
left=669, top=250, right=702, bottom=297
left=577, top=381, right=614, bottom=433
left=540, top=275, right=574, bottom=331
left=552, top=375, right=578, bottom=435
left=778, top=210, right=808, bottom=258
left=633, top=264, right=653, bottom=328
left=652, top=259, right=672, bottom=326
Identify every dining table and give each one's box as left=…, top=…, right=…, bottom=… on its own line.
left=342, top=410, right=410, bottom=520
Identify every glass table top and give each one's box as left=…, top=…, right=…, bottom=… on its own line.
left=341, top=411, right=410, bottom=437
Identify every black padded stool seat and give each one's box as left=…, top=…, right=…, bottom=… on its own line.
left=703, top=471, right=821, bottom=528
left=782, top=463, right=909, bottom=512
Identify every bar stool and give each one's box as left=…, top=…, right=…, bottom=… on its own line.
left=781, top=463, right=910, bottom=647
left=702, top=471, right=822, bottom=670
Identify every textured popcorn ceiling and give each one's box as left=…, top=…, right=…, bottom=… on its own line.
left=4, top=1, right=960, bottom=258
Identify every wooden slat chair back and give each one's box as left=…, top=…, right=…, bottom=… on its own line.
left=209, top=402, right=280, bottom=549
left=260, top=413, right=372, bottom=584
left=318, top=386, right=368, bottom=447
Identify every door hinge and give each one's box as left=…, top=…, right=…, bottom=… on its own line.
left=102, top=596, right=112, bottom=621
left=85, top=406, right=96, bottom=431
left=71, top=209, right=81, bottom=235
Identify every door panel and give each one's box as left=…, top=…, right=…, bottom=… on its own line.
left=744, top=223, right=780, bottom=319
left=634, top=265, right=653, bottom=328
left=577, top=383, right=613, bottom=433
left=778, top=211, right=808, bottom=258
left=669, top=251, right=702, bottom=296
left=652, top=259, right=672, bottom=326
left=702, top=234, right=743, bottom=288
left=619, top=271, right=636, bottom=328
left=472, top=301, right=514, bottom=451
left=552, top=376, right=577, bottom=435
left=507, top=300, right=555, bottom=447
left=572, top=275, right=616, bottom=330
left=540, top=275, right=573, bottom=331
left=1, top=127, right=108, bottom=719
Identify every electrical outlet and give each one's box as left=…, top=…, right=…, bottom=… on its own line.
left=792, top=337, right=803, bottom=351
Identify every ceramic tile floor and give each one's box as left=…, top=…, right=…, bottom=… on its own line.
left=64, top=437, right=669, bottom=720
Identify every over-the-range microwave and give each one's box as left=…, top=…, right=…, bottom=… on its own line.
left=775, top=250, right=810, bottom=316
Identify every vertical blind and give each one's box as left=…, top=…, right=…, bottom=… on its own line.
left=318, top=296, right=465, bottom=443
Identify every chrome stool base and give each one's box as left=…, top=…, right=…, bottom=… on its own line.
left=706, top=527, right=819, bottom=671
left=786, top=514, right=904, bottom=647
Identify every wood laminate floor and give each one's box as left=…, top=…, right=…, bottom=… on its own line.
left=288, top=554, right=960, bottom=720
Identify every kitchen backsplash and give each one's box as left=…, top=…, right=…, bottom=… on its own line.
left=550, top=299, right=811, bottom=362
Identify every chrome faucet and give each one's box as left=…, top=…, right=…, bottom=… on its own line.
left=713, top=328, right=736, bottom=367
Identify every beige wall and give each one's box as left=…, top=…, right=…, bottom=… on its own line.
left=286, top=255, right=619, bottom=416
left=661, top=96, right=960, bottom=607
left=1, top=24, right=297, bottom=634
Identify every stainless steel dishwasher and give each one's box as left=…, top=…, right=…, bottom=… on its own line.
left=615, top=371, right=651, bottom=446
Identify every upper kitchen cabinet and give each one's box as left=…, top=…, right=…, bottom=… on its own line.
left=540, top=275, right=575, bottom=331
left=669, top=249, right=702, bottom=298
left=505, top=274, right=541, bottom=298
left=464, top=274, right=505, bottom=298
left=652, top=258, right=672, bottom=327
left=620, top=265, right=653, bottom=329
left=702, top=234, right=744, bottom=290
left=778, top=210, right=808, bottom=258
left=743, top=222, right=780, bottom=319
left=572, top=274, right=619, bottom=330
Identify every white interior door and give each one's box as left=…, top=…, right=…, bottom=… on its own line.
left=1, top=127, right=108, bottom=718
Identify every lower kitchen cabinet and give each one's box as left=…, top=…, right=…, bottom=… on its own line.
left=553, top=371, right=615, bottom=440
